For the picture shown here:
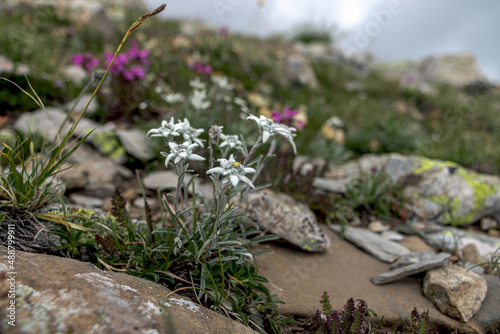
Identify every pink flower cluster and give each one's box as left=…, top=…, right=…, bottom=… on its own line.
left=69, top=53, right=100, bottom=73
left=188, top=61, right=212, bottom=75
left=271, top=106, right=306, bottom=130
left=70, top=41, right=150, bottom=81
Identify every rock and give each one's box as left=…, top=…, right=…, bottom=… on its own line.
left=422, top=227, right=500, bottom=262
left=66, top=93, right=98, bottom=116
left=69, top=193, right=103, bottom=207
left=399, top=235, right=436, bottom=253
left=461, top=244, right=487, bottom=266
left=473, top=275, right=500, bottom=332
left=390, top=251, right=435, bottom=269
left=423, top=265, right=487, bottom=322
left=367, top=220, right=389, bottom=233
left=329, top=225, right=410, bottom=263
left=143, top=170, right=182, bottom=191
left=13, top=107, right=127, bottom=163
left=285, top=51, right=319, bottom=88
left=256, top=226, right=488, bottom=333
left=316, top=153, right=500, bottom=227
left=380, top=230, right=404, bottom=242
left=116, top=128, right=155, bottom=160
left=312, top=177, right=352, bottom=193
left=61, top=143, right=132, bottom=185
left=480, top=217, right=498, bottom=231
left=371, top=252, right=451, bottom=285
left=240, top=189, right=330, bottom=252
left=0, top=246, right=256, bottom=334
left=420, top=53, right=487, bottom=87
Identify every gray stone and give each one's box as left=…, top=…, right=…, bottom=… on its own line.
left=312, top=177, right=351, bottom=193
left=256, top=227, right=487, bottom=333
left=316, top=153, right=500, bottom=227
left=480, top=217, right=498, bottom=231
left=422, top=227, right=500, bottom=262
left=329, top=225, right=410, bottom=263
left=240, top=189, right=330, bottom=252
left=367, top=220, right=389, bottom=233
left=423, top=265, right=487, bottom=322
left=390, top=251, right=437, bottom=270
left=381, top=230, right=405, bottom=242
left=116, top=128, right=155, bottom=160
left=0, top=246, right=257, bottom=334
left=60, top=143, right=133, bottom=185
left=371, top=252, right=451, bottom=285
left=66, top=93, right=98, bottom=116
left=14, top=108, right=127, bottom=163
left=472, top=275, right=500, bottom=332
left=285, top=52, right=319, bottom=88
left=69, top=193, right=103, bottom=207
left=143, top=170, right=181, bottom=190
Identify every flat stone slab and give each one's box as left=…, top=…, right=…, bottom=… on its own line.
left=371, top=252, right=451, bottom=285
left=329, top=225, right=410, bottom=263
left=256, top=227, right=492, bottom=333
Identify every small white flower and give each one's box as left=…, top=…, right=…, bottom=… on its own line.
left=327, top=116, right=344, bottom=128
left=206, top=154, right=256, bottom=188
left=246, top=114, right=297, bottom=153
left=219, top=134, right=245, bottom=152
left=211, top=75, right=234, bottom=90
left=234, top=97, right=247, bottom=107
left=190, top=89, right=211, bottom=111
left=189, top=77, right=206, bottom=90
left=164, top=92, right=184, bottom=104
left=161, top=141, right=205, bottom=168
left=147, top=117, right=182, bottom=138
left=177, top=118, right=205, bottom=148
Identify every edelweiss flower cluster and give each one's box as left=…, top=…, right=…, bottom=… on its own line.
left=246, top=115, right=297, bottom=153
left=207, top=154, right=255, bottom=188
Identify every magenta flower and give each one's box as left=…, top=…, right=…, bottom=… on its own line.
left=190, top=61, right=212, bottom=75
left=271, top=105, right=306, bottom=130
left=220, top=26, right=229, bottom=36
left=70, top=53, right=84, bottom=66
left=70, top=53, right=100, bottom=73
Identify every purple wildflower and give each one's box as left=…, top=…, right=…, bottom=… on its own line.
left=271, top=105, right=306, bottom=130
left=70, top=53, right=84, bottom=66
left=220, top=26, right=229, bottom=36
left=70, top=53, right=100, bottom=73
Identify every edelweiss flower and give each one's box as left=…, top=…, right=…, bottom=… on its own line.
left=211, top=75, right=234, bottom=90
left=189, top=77, right=206, bottom=90
left=147, top=117, right=182, bottom=138
left=246, top=114, right=297, bottom=153
left=177, top=118, right=205, bottom=148
left=206, top=154, right=256, bottom=188
left=161, top=141, right=205, bottom=168
left=190, top=89, right=211, bottom=111
left=219, top=134, right=245, bottom=152
left=163, top=92, right=184, bottom=104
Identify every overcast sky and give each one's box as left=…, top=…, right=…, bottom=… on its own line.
left=145, top=0, right=500, bottom=82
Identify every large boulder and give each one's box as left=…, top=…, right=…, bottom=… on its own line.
left=314, top=153, right=500, bottom=227
left=0, top=246, right=257, bottom=334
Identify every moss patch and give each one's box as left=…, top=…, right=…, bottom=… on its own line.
left=413, top=158, right=498, bottom=226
